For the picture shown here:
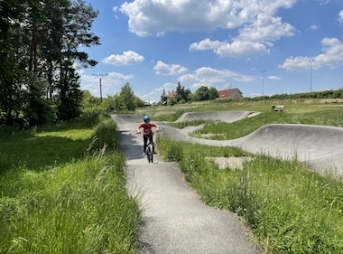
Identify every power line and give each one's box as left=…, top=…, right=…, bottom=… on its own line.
left=92, top=73, right=108, bottom=103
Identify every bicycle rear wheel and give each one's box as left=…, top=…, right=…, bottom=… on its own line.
left=146, top=147, right=151, bottom=163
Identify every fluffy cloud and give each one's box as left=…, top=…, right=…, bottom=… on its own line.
left=238, top=14, right=295, bottom=42
left=115, top=0, right=298, bottom=58
left=307, top=24, right=320, bottom=30
left=190, top=38, right=268, bottom=58
left=339, top=9, right=343, bottom=23
left=103, top=51, right=144, bottom=66
left=267, top=76, right=281, bottom=81
left=115, top=0, right=297, bottom=36
left=279, top=37, right=343, bottom=71
left=153, top=61, right=188, bottom=75
left=178, top=67, right=254, bottom=85
left=80, top=71, right=134, bottom=96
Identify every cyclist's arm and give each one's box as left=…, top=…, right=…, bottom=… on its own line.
left=137, top=123, right=143, bottom=133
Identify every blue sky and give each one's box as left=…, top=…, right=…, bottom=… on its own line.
left=79, top=0, right=343, bottom=103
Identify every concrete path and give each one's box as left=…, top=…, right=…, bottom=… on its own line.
left=112, top=114, right=261, bottom=254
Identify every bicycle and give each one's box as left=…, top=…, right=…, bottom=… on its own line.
left=137, top=130, right=160, bottom=163
left=145, top=138, right=154, bottom=163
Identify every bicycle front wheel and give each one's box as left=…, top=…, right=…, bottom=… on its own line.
left=147, top=144, right=153, bottom=163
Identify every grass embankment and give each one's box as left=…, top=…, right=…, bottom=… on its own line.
left=151, top=100, right=343, bottom=253
left=157, top=139, right=343, bottom=253
left=0, top=113, right=140, bottom=253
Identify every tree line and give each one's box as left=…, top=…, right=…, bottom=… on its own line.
left=160, top=82, right=219, bottom=105
left=0, top=0, right=99, bottom=128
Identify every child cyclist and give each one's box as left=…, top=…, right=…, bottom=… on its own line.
left=137, top=115, right=160, bottom=154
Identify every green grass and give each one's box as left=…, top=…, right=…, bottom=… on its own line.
left=0, top=113, right=141, bottom=253
left=156, top=138, right=343, bottom=253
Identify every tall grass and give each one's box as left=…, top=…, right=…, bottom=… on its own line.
left=157, top=137, right=343, bottom=253
left=0, top=113, right=141, bottom=253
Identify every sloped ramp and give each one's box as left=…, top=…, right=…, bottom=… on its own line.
left=175, top=111, right=253, bottom=123
left=236, top=124, right=343, bottom=177
left=160, top=118, right=343, bottom=178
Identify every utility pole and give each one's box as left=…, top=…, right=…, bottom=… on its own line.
left=261, top=70, right=265, bottom=96
left=92, top=73, right=108, bottom=103
left=309, top=59, right=314, bottom=92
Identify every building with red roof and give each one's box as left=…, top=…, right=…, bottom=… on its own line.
left=217, top=88, right=243, bottom=99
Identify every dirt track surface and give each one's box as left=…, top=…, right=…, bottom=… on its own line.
left=112, top=111, right=343, bottom=253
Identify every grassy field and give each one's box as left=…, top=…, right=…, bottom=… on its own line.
left=0, top=113, right=141, bottom=253
left=144, top=99, right=343, bottom=253
left=2, top=98, right=343, bottom=253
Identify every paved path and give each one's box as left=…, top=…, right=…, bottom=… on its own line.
left=112, top=114, right=261, bottom=254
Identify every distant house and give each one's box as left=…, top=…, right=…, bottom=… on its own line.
left=133, top=95, right=140, bottom=100
left=217, top=88, right=243, bottom=99
left=166, top=91, right=177, bottom=98
left=144, top=100, right=157, bottom=107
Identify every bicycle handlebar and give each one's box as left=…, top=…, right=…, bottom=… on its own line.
left=137, top=130, right=161, bottom=134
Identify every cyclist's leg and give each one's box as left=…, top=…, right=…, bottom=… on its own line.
left=149, top=136, right=156, bottom=154
left=143, top=136, right=148, bottom=153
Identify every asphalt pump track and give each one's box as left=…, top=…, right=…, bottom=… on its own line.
left=112, top=111, right=343, bottom=253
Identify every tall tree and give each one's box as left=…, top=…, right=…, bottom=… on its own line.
left=160, top=88, right=167, bottom=103
left=195, top=86, right=210, bottom=101
left=175, top=82, right=190, bottom=103
left=53, top=0, right=100, bottom=120
left=0, top=0, right=101, bottom=126
left=0, top=0, right=27, bottom=126
left=209, top=87, right=219, bottom=100
left=118, top=83, right=136, bottom=111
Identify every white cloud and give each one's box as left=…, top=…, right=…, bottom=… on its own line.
left=307, top=24, right=320, bottom=30
left=153, top=61, right=188, bottom=75
left=80, top=71, right=134, bottom=96
left=103, top=51, right=144, bottom=66
left=178, top=67, right=254, bottom=86
left=338, top=9, right=343, bottom=23
left=115, top=0, right=297, bottom=36
left=189, top=5, right=295, bottom=58
left=189, top=38, right=222, bottom=51
left=267, top=76, right=281, bottom=81
left=115, top=0, right=297, bottom=58
left=190, top=38, right=269, bottom=58
left=216, top=40, right=270, bottom=58
left=137, top=82, right=177, bottom=102
left=238, top=14, right=295, bottom=42
left=116, top=0, right=244, bottom=36
left=316, top=0, right=330, bottom=5
left=279, top=37, right=343, bottom=71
